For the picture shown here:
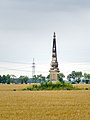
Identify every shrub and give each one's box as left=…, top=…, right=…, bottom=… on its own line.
left=24, top=81, right=79, bottom=91
left=32, top=84, right=38, bottom=88
left=47, top=81, right=52, bottom=87
left=56, top=81, right=61, bottom=88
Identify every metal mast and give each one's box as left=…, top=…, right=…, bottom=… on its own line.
left=32, top=58, right=35, bottom=78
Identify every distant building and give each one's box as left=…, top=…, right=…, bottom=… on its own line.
left=49, top=32, right=59, bottom=82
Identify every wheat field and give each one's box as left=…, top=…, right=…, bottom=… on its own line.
left=0, top=84, right=90, bottom=120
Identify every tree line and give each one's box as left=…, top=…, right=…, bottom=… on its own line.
left=0, top=71, right=90, bottom=84
left=0, top=75, right=29, bottom=84
left=67, top=71, right=90, bottom=84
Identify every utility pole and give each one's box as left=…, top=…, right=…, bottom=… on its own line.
left=32, top=58, right=35, bottom=78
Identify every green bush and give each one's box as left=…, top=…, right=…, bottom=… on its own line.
left=24, top=81, right=79, bottom=91
left=47, top=81, right=52, bottom=87
left=56, top=81, right=61, bottom=88
left=32, top=84, right=38, bottom=88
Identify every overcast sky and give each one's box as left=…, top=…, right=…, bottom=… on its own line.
left=0, top=0, right=90, bottom=77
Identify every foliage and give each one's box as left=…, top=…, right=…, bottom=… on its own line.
left=83, top=73, right=90, bottom=84
left=47, top=74, right=50, bottom=79
left=67, top=71, right=82, bottom=83
left=84, top=73, right=90, bottom=79
left=26, top=81, right=77, bottom=91
left=19, top=76, right=29, bottom=84
left=0, top=74, right=11, bottom=84
left=58, top=73, right=65, bottom=82
left=0, top=71, right=90, bottom=85
left=32, top=74, right=46, bottom=83
left=67, top=71, right=90, bottom=84
left=0, top=75, right=29, bottom=84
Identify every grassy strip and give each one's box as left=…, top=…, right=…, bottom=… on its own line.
left=23, top=81, right=82, bottom=91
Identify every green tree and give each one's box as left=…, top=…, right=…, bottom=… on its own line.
left=83, top=73, right=90, bottom=84
left=67, top=71, right=82, bottom=84
left=6, top=74, right=11, bottom=84
left=19, top=76, right=29, bottom=84
left=10, top=75, right=16, bottom=83
left=0, top=75, right=2, bottom=83
left=59, top=73, right=65, bottom=82
left=32, top=75, right=38, bottom=83
left=2, top=75, right=7, bottom=84
left=75, top=71, right=82, bottom=83
left=67, top=74, right=72, bottom=81
left=47, top=74, right=50, bottom=79
left=24, top=76, right=29, bottom=84
left=33, top=74, right=46, bottom=83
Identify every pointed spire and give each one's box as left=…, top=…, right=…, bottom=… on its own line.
left=53, top=32, right=56, bottom=38
left=49, top=32, right=59, bottom=82
left=52, top=32, right=57, bottom=59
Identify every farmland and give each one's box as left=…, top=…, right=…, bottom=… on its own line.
left=0, top=84, right=90, bottom=120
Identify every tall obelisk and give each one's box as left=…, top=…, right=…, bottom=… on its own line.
left=49, top=32, right=59, bottom=82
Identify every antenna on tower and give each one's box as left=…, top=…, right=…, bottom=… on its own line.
left=32, top=58, right=35, bottom=78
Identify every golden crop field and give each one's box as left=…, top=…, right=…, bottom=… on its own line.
left=73, top=84, right=90, bottom=89
left=0, top=84, right=90, bottom=120
left=0, top=84, right=31, bottom=91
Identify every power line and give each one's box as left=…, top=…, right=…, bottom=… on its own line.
left=0, top=67, right=31, bottom=72
left=0, top=66, right=49, bottom=73
left=0, top=60, right=32, bottom=65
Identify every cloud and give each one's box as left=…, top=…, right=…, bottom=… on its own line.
left=0, top=0, right=90, bottom=72
left=1, top=0, right=90, bottom=13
